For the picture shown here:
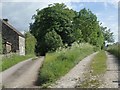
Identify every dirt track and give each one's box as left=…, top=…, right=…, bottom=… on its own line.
left=1, top=57, right=44, bottom=88
left=100, top=52, right=119, bottom=88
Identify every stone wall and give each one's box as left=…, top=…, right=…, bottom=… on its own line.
left=0, top=20, right=2, bottom=54
left=19, top=36, right=25, bottom=55
left=2, top=22, right=19, bottom=53
left=0, top=33, right=2, bottom=54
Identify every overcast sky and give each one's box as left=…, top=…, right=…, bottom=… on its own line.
left=0, top=0, right=119, bottom=42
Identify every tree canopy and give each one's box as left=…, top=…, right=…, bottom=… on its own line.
left=30, top=3, right=114, bottom=55
left=100, top=26, right=114, bottom=43
left=73, top=8, right=105, bottom=47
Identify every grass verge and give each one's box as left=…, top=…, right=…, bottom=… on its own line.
left=37, top=43, right=95, bottom=88
left=1, top=54, right=35, bottom=72
left=76, top=50, right=107, bottom=88
left=91, top=50, right=107, bottom=75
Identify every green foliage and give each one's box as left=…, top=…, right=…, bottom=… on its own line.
left=101, top=26, right=114, bottom=43
left=37, top=43, right=94, bottom=87
left=91, top=50, right=107, bottom=75
left=30, top=3, right=82, bottom=55
left=45, top=30, right=63, bottom=51
left=93, top=46, right=100, bottom=52
left=107, top=43, right=120, bottom=59
left=74, top=8, right=104, bottom=48
left=25, top=32, right=36, bottom=55
left=1, top=54, right=35, bottom=71
left=30, top=3, right=114, bottom=55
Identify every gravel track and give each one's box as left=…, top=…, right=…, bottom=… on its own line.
left=50, top=52, right=98, bottom=88
left=100, top=52, right=119, bottom=88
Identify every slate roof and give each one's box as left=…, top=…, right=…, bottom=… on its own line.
left=0, top=19, right=25, bottom=38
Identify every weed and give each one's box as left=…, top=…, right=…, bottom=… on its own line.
left=38, top=43, right=94, bottom=87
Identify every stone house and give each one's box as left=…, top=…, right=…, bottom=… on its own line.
left=0, top=19, right=25, bottom=55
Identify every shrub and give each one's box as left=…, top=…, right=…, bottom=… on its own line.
left=93, top=46, right=101, bottom=52
left=45, top=30, right=63, bottom=52
left=25, top=32, right=36, bottom=55
left=107, top=43, right=120, bottom=59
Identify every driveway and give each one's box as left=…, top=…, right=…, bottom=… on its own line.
left=0, top=57, right=44, bottom=88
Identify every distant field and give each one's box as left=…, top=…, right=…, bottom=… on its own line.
left=37, top=43, right=95, bottom=88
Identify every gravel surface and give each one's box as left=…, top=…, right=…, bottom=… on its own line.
left=50, top=52, right=98, bottom=88
left=99, top=52, right=119, bottom=88
left=0, top=57, right=44, bottom=88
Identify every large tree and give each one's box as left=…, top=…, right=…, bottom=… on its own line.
left=30, top=3, right=114, bottom=55
left=30, top=3, right=82, bottom=55
left=73, top=8, right=105, bottom=48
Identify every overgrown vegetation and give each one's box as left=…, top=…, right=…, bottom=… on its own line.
left=25, top=32, right=36, bottom=55
left=1, top=54, right=35, bottom=71
left=36, top=43, right=94, bottom=87
left=107, top=43, right=120, bottom=59
left=30, top=3, right=114, bottom=55
left=76, top=51, right=107, bottom=88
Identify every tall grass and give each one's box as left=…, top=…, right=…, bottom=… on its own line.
left=1, top=54, right=35, bottom=71
left=37, top=43, right=95, bottom=87
left=107, top=43, right=120, bottom=59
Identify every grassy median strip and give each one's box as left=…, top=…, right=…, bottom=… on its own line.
left=91, top=50, right=107, bottom=75
left=1, top=54, right=35, bottom=72
left=36, top=43, right=95, bottom=88
left=77, top=50, right=107, bottom=88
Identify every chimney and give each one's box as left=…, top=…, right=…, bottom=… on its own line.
left=3, top=19, right=8, bottom=22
